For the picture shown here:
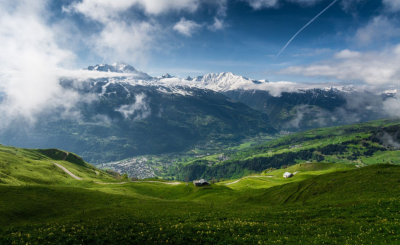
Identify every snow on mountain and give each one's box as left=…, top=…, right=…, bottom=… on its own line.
left=80, top=63, right=396, bottom=97
left=382, top=89, right=399, bottom=96
left=158, top=73, right=175, bottom=79
left=84, top=62, right=152, bottom=80
left=322, top=85, right=357, bottom=93
left=82, top=64, right=269, bottom=94
left=187, top=72, right=268, bottom=92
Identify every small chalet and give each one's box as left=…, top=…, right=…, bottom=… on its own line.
left=193, top=179, right=210, bottom=186
left=283, top=172, right=293, bottom=178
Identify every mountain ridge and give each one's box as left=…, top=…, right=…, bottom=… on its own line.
left=81, top=62, right=397, bottom=96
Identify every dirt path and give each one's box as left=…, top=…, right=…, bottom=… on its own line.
left=62, top=152, right=69, bottom=161
left=225, top=176, right=273, bottom=185
left=53, top=162, right=181, bottom=185
left=53, top=162, right=83, bottom=180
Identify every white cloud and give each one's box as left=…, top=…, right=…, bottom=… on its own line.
left=292, top=48, right=333, bottom=57
left=355, top=16, right=400, bottom=45
left=280, top=45, right=400, bottom=85
left=243, top=0, right=279, bottom=9
left=92, top=20, right=160, bottom=63
left=383, top=94, right=400, bottom=118
left=0, top=0, right=86, bottom=127
left=215, top=0, right=228, bottom=16
left=208, top=18, right=226, bottom=31
left=116, top=93, right=151, bottom=120
left=383, top=0, right=400, bottom=12
left=173, top=18, right=203, bottom=36
left=242, top=81, right=349, bottom=96
left=65, top=0, right=171, bottom=64
left=333, top=49, right=361, bottom=59
left=64, top=0, right=200, bottom=21
left=242, top=0, right=325, bottom=9
left=57, top=69, right=142, bottom=80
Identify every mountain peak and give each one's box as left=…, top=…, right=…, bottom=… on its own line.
left=160, top=73, right=174, bottom=79
left=112, top=61, right=127, bottom=66
left=322, top=85, right=356, bottom=93
left=191, top=72, right=268, bottom=92
left=83, top=62, right=153, bottom=80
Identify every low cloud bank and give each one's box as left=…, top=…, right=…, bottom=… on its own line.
left=116, top=93, right=151, bottom=121
left=0, top=0, right=86, bottom=128
left=280, top=46, right=400, bottom=85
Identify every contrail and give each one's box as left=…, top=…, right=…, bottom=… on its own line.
left=275, top=0, right=339, bottom=58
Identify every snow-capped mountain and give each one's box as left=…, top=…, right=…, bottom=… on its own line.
left=80, top=63, right=398, bottom=99
left=82, top=63, right=269, bottom=93
left=322, top=85, right=357, bottom=93
left=186, top=72, right=268, bottom=92
left=158, top=73, right=175, bottom=79
left=3, top=62, right=392, bottom=165
left=84, top=62, right=152, bottom=80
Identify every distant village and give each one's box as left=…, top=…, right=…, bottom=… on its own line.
left=98, top=157, right=160, bottom=179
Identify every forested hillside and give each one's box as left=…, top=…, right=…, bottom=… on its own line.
left=175, top=119, right=400, bottom=180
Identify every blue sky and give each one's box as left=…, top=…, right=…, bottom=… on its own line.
left=2, top=0, right=400, bottom=84
left=43, top=0, right=398, bottom=82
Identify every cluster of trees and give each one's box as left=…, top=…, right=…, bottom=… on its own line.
left=179, top=149, right=325, bottom=181
left=318, top=144, right=348, bottom=155
left=176, top=124, right=400, bottom=181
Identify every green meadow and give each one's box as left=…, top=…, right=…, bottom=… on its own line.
left=2, top=120, right=400, bottom=244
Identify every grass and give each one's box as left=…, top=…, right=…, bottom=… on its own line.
left=217, top=162, right=355, bottom=190
left=2, top=120, right=400, bottom=244
left=2, top=164, right=400, bottom=244
left=0, top=145, right=115, bottom=187
left=172, top=119, right=400, bottom=181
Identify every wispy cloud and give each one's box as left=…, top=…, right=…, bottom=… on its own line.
left=207, top=17, right=227, bottom=31
left=64, top=0, right=200, bottom=19
left=280, top=45, right=400, bottom=85
left=242, top=0, right=280, bottom=9
left=382, top=0, right=400, bottom=12
left=116, top=93, right=151, bottom=120
left=291, top=48, right=334, bottom=57
left=173, top=17, right=203, bottom=37
left=354, top=16, right=400, bottom=45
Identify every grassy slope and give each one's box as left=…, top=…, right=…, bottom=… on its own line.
left=0, top=145, right=115, bottom=186
left=1, top=164, right=400, bottom=244
left=219, top=162, right=356, bottom=190
left=240, top=119, right=398, bottom=161
left=2, top=124, right=400, bottom=244
left=248, top=164, right=400, bottom=206
left=176, top=119, right=400, bottom=180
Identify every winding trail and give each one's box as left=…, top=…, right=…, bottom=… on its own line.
left=225, top=176, right=274, bottom=186
left=53, top=162, right=83, bottom=180
left=52, top=162, right=181, bottom=185
left=62, top=152, right=69, bottom=161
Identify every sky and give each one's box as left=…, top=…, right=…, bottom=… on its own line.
left=57, top=0, right=400, bottom=83
left=2, top=0, right=400, bottom=81
left=1, top=0, right=400, bottom=126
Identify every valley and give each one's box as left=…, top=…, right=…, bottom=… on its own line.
left=1, top=119, right=400, bottom=243
left=2, top=0, right=400, bottom=243
left=0, top=63, right=395, bottom=166
left=102, top=118, right=400, bottom=181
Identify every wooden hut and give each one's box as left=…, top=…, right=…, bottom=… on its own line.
left=193, top=179, right=210, bottom=186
